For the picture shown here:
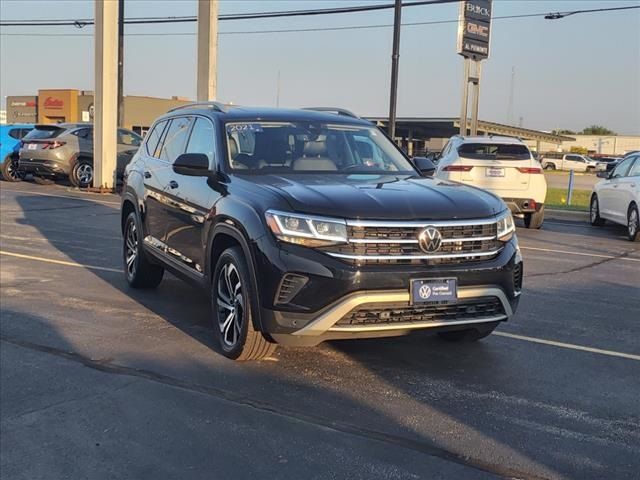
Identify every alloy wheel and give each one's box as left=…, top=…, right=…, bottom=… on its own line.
left=77, top=164, right=93, bottom=185
left=6, top=160, right=22, bottom=181
left=125, top=220, right=138, bottom=279
left=629, top=208, right=639, bottom=237
left=217, top=262, right=244, bottom=348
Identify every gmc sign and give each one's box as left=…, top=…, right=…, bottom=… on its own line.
left=457, top=0, right=492, bottom=60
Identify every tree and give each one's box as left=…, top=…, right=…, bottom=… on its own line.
left=581, top=125, right=616, bottom=135
left=552, top=129, right=576, bottom=135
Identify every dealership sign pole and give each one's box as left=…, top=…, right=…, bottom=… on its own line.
left=457, top=0, right=492, bottom=136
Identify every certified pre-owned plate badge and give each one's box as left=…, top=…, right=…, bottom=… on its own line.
left=411, top=278, right=457, bottom=304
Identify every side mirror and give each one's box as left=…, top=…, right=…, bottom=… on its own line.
left=596, top=171, right=609, bottom=179
left=173, top=153, right=210, bottom=176
left=412, top=157, right=436, bottom=177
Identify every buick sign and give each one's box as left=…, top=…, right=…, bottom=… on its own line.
left=457, top=0, right=492, bottom=60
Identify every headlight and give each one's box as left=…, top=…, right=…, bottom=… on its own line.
left=496, top=210, right=515, bottom=242
left=265, top=210, right=347, bottom=247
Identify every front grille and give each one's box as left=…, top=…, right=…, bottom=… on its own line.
left=335, top=297, right=505, bottom=327
left=320, top=220, right=501, bottom=265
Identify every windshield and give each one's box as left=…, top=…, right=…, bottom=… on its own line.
left=457, top=143, right=531, bottom=160
left=225, top=122, right=415, bottom=174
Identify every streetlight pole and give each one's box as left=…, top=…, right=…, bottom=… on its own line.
left=387, top=0, right=402, bottom=140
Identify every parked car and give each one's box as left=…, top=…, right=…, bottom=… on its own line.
left=435, top=135, right=547, bottom=229
left=18, top=123, right=142, bottom=187
left=595, top=157, right=623, bottom=172
left=541, top=152, right=599, bottom=172
left=0, top=123, right=34, bottom=181
left=590, top=154, right=640, bottom=241
left=121, top=104, right=523, bottom=360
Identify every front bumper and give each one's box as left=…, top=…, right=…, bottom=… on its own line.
left=254, top=236, right=522, bottom=346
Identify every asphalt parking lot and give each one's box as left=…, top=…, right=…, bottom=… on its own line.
left=1, top=181, right=639, bottom=480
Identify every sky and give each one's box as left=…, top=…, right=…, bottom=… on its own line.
left=1, top=0, right=639, bottom=134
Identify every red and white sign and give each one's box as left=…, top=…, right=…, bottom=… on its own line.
left=44, top=97, right=64, bottom=109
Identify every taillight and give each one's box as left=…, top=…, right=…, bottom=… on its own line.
left=517, top=167, right=542, bottom=174
left=42, top=141, right=66, bottom=150
left=443, top=165, right=474, bottom=172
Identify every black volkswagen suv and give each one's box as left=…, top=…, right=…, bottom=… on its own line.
left=121, top=103, right=522, bottom=360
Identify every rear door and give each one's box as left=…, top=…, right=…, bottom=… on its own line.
left=613, top=156, right=639, bottom=220
left=140, top=119, right=171, bottom=244
left=116, top=129, right=142, bottom=175
left=454, top=142, right=534, bottom=194
left=564, top=155, right=587, bottom=172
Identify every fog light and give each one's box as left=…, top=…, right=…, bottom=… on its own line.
left=275, top=274, right=308, bottom=305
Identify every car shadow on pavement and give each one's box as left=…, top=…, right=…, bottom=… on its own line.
left=8, top=192, right=639, bottom=480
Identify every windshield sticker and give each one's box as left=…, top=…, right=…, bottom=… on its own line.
left=227, top=124, right=263, bottom=133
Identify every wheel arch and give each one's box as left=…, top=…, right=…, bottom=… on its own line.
left=207, top=222, right=265, bottom=333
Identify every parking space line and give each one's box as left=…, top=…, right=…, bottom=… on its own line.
left=520, top=246, right=640, bottom=262
left=495, top=332, right=640, bottom=361
left=0, top=250, right=122, bottom=273
left=0, top=187, right=120, bottom=206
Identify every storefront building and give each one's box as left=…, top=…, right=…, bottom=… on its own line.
left=6, top=89, right=190, bottom=134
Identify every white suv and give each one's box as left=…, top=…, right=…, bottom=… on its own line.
left=590, top=154, right=640, bottom=241
left=436, top=136, right=547, bottom=229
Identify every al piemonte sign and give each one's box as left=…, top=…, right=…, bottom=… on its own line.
left=457, top=0, right=492, bottom=60
left=44, top=97, right=64, bottom=109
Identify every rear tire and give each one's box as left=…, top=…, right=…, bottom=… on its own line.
left=524, top=205, right=545, bottom=229
left=212, top=246, right=277, bottom=361
left=70, top=160, right=94, bottom=188
left=123, top=212, right=164, bottom=288
left=1, top=155, right=23, bottom=182
left=628, top=204, right=639, bottom=242
left=437, top=323, right=498, bottom=342
left=544, top=163, right=555, bottom=171
left=590, top=194, right=605, bottom=226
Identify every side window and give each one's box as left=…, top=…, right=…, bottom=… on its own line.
left=612, top=157, right=634, bottom=178
left=72, top=128, right=91, bottom=139
left=8, top=129, right=21, bottom=139
left=19, top=128, right=33, bottom=139
left=159, top=117, right=193, bottom=163
left=185, top=117, right=215, bottom=166
left=566, top=155, right=584, bottom=162
left=627, top=157, right=640, bottom=177
left=118, top=129, right=142, bottom=147
left=144, top=120, right=167, bottom=158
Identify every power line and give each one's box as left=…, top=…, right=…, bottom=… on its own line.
left=0, top=0, right=459, bottom=27
left=1, top=7, right=635, bottom=38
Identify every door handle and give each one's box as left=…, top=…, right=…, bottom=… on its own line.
left=168, top=180, right=179, bottom=189
left=631, top=183, right=636, bottom=188
left=144, top=171, right=152, bottom=179
left=613, top=184, right=619, bottom=188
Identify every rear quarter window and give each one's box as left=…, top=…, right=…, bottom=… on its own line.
left=458, top=143, right=531, bottom=160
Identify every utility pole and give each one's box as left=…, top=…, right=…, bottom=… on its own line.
left=506, top=66, right=515, bottom=125
left=197, top=0, right=219, bottom=101
left=387, top=0, right=402, bottom=140
left=276, top=70, right=281, bottom=107
left=117, top=0, right=124, bottom=127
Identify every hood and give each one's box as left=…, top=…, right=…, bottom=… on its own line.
left=245, top=174, right=504, bottom=220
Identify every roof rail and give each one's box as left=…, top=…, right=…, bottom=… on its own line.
left=167, top=101, right=229, bottom=113
left=302, top=107, right=360, bottom=119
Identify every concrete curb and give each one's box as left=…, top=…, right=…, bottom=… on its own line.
left=546, top=208, right=590, bottom=221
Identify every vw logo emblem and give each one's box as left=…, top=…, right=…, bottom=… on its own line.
left=418, top=226, right=442, bottom=253
left=418, top=285, right=432, bottom=299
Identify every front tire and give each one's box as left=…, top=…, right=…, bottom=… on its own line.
left=628, top=204, right=639, bottom=242
left=437, top=323, right=498, bottom=342
left=524, top=205, right=545, bottom=229
left=590, top=195, right=606, bottom=226
left=123, top=212, right=164, bottom=288
left=1, top=155, right=24, bottom=182
left=212, top=247, right=276, bottom=361
left=70, top=160, right=94, bottom=188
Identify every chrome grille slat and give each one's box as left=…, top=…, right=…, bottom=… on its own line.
left=321, top=217, right=502, bottom=265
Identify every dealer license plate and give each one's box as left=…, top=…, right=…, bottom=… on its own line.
left=486, top=167, right=505, bottom=177
left=27, top=143, right=37, bottom=150
left=411, top=278, right=458, bottom=304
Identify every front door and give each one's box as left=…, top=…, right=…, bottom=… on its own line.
left=164, top=116, right=219, bottom=275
